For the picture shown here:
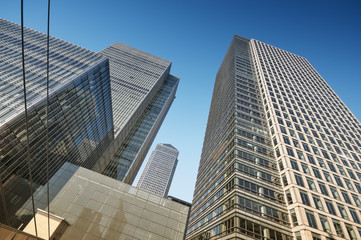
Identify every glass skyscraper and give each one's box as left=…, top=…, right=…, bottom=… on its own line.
left=0, top=18, right=113, bottom=228
left=0, top=18, right=179, bottom=236
left=187, top=35, right=361, bottom=240
left=97, top=43, right=179, bottom=184
left=137, top=143, right=179, bottom=197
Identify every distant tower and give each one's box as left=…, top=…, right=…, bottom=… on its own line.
left=137, top=143, right=179, bottom=197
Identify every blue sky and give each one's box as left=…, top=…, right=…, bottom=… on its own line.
left=1, top=0, right=361, bottom=202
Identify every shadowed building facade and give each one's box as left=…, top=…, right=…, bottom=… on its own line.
left=187, top=35, right=361, bottom=240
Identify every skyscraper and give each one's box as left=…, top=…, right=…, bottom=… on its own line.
left=0, top=18, right=179, bottom=234
left=187, top=35, right=361, bottom=240
left=96, top=43, right=179, bottom=184
left=137, top=143, right=179, bottom=197
left=0, top=18, right=113, bottom=228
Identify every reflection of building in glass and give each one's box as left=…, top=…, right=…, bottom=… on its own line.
left=98, top=43, right=179, bottom=184
left=0, top=17, right=179, bottom=237
left=187, top=35, right=361, bottom=240
left=0, top=18, right=113, bottom=228
left=137, top=143, right=179, bottom=197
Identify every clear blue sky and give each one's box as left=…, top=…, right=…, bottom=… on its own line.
left=1, top=0, right=361, bottom=203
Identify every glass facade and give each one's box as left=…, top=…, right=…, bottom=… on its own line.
left=22, top=162, right=189, bottom=240
left=96, top=43, right=179, bottom=184
left=188, top=35, right=361, bottom=240
left=102, top=75, right=179, bottom=183
left=0, top=18, right=113, bottom=229
left=0, top=18, right=180, bottom=238
left=99, top=42, right=172, bottom=134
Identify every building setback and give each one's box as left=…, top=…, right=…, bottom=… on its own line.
left=187, top=35, right=361, bottom=240
left=137, top=143, right=179, bottom=197
left=97, top=43, right=179, bottom=184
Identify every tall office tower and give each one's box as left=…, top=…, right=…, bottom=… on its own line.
left=137, top=143, right=179, bottom=197
left=0, top=18, right=113, bottom=228
left=187, top=35, right=361, bottom=240
left=98, top=43, right=179, bottom=184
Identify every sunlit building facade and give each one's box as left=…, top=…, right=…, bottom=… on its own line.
left=187, top=35, right=361, bottom=240
left=20, top=162, right=190, bottom=240
left=97, top=43, right=179, bottom=184
left=0, top=17, right=179, bottom=237
left=0, top=18, right=113, bottom=228
left=137, top=143, right=179, bottom=197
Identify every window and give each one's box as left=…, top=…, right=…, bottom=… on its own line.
left=297, top=151, right=304, bottom=160
left=302, top=164, right=311, bottom=175
left=323, top=171, right=332, bottom=183
left=354, top=182, right=361, bottom=193
left=348, top=170, right=356, bottom=180
left=334, top=175, right=344, bottom=187
left=319, top=215, right=331, bottom=234
left=286, top=190, right=293, bottom=204
left=356, top=172, right=361, bottom=181
left=330, top=187, right=340, bottom=200
left=312, top=147, right=320, bottom=155
left=341, top=191, right=351, bottom=204
left=345, top=224, right=357, bottom=240
left=306, top=210, right=317, bottom=229
left=352, top=194, right=361, bottom=207
left=313, top=168, right=322, bottom=179
left=295, top=174, right=304, bottom=187
left=333, top=219, right=344, bottom=238
left=312, top=195, right=323, bottom=210
left=318, top=182, right=329, bottom=196
left=283, top=135, right=290, bottom=145
left=328, top=162, right=336, bottom=172
left=282, top=174, right=288, bottom=186
left=338, top=165, right=346, bottom=176
left=280, top=126, right=287, bottom=134
left=307, top=155, right=315, bottom=164
left=299, top=132, right=305, bottom=141
left=290, top=159, right=299, bottom=170
left=341, top=159, right=349, bottom=167
left=290, top=209, right=298, bottom=227
left=349, top=208, right=360, bottom=224
left=300, top=191, right=310, bottom=206
left=317, top=158, right=326, bottom=168
left=303, top=143, right=310, bottom=152
left=312, top=233, right=321, bottom=240
left=337, top=204, right=348, bottom=220
left=350, top=161, right=358, bottom=170
left=307, top=178, right=317, bottom=191
left=322, top=150, right=330, bottom=159
left=287, top=147, right=294, bottom=156
left=345, top=179, right=354, bottom=191
left=279, top=160, right=284, bottom=170
left=325, top=200, right=336, bottom=215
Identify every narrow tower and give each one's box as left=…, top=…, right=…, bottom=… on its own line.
left=137, top=143, right=179, bottom=197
